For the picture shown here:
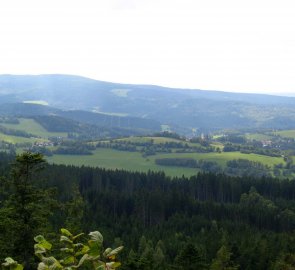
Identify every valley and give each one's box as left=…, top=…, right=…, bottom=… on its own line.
left=2, top=75, right=295, bottom=269
left=1, top=75, right=295, bottom=179
left=0, top=116, right=293, bottom=178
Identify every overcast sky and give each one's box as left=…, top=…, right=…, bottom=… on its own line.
left=0, top=0, right=295, bottom=94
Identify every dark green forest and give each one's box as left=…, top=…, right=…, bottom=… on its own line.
left=1, top=152, right=295, bottom=270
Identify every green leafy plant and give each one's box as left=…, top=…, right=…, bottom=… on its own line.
left=3, top=228, right=123, bottom=270
left=2, top=258, right=23, bottom=270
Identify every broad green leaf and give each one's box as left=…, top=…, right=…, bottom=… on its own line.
left=88, top=245, right=102, bottom=257
left=34, top=235, right=46, bottom=243
left=37, top=262, right=48, bottom=270
left=73, top=233, right=84, bottom=240
left=89, top=231, right=103, bottom=244
left=88, top=231, right=104, bottom=256
left=41, top=257, right=63, bottom=270
left=61, top=228, right=73, bottom=238
left=74, top=254, right=89, bottom=268
left=2, top=258, right=23, bottom=270
left=106, top=246, right=123, bottom=257
left=60, top=235, right=73, bottom=244
left=106, top=262, right=121, bottom=269
left=34, top=235, right=52, bottom=250
left=34, top=244, right=47, bottom=254
left=92, top=260, right=105, bottom=270
left=60, top=248, right=74, bottom=253
left=103, top=248, right=112, bottom=257
left=75, top=245, right=90, bottom=256
left=14, top=264, right=24, bottom=270
left=63, top=256, right=75, bottom=265
left=82, top=245, right=90, bottom=253
left=2, top=257, right=17, bottom=266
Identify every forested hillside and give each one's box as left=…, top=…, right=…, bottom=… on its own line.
left=2, top=75, right=295, bottom=133
left=1, top=152, right=295, bottom=269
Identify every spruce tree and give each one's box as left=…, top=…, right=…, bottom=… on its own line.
left=0, top=152, right=57, bottom=269
left=174, top=243, right=208, bottom=270
left=210, top=245, right=239, bottom=270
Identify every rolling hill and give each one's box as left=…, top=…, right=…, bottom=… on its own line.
left=1, top=74, right=295, bottom=134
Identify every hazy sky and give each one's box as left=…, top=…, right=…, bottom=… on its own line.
left=0, top=0, right=295, bottom=94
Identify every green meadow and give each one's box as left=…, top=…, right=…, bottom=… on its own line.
left=1, top=118, right=68, bottom=139
left=0, top=118, right=287, bottom=177
left=149, top=151, right=284, bottom=168
left=116, top=136, right=183, bottom=144
left=47, top=148, right=197, bottom=178
left=0, top=133, right=42, bottom=144
left=273, top=130, right=295, bottom=139
left=47, top=148, right=284, bottom=177
left=115, top=136, right=201, bottom=147
left=245, top=133, right=273, bottom=141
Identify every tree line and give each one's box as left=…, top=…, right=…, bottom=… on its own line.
left=1, top=152, right=295, bottom=269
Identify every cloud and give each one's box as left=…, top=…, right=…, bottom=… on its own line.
left=0, top=0, right=295, bottom=93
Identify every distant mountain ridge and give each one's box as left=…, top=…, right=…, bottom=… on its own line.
left=1, top=74, right=295, bottom=134
left=0, top=103, right=161, bottom=134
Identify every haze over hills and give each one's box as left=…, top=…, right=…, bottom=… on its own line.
left=1, top=74, right=295, bottom=134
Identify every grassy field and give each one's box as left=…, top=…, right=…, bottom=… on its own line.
left=47, top=148, right=197, bottom=177
left=1, top=118, right=68, bottom=139
left=0, top=133, right=43, bottom=144
left=115, top=136, right=202, bottom=148
left=149, top=152, right=284, bottom=168
left=0, top=120, right=285, bottom=177
left=46, top=148, right=284, bottom=177
left=245, top=133, right=273, bottom=141
left=272, top=130, right=295, bottom=139
left=116, top=136, right=182, bottom=144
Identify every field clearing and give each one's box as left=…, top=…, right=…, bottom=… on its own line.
left=0, top=133, right=44, bottom=144
left=245, top=133, right=273, bottom=141
left=273, top=130, right=295, bottom=139
left=149, top=151, right=284, bottom=168
left=47, top=148, right=197, bottom=177
left=1, top=118, right=68, bottom=139
left=46, top=148, right=284, bottom=177
left=115, top=136, right=201, bottom=147
left=116, top=136, right=182, bottom=144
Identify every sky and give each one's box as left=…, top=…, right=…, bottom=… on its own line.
left=0, top=0, right=295, bottom=94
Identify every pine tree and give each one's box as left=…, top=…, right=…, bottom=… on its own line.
left=139, top=240, right=154, bottom=270
left=210, top=245, right=239, bottom=270
left=153, top=244, right=166, bottom=270
left=174, top=243, right=208, bottom=270
left=63, top=183, right=85, bottom=233
left=122, top=249, right=140, bottom=270
left=0, top=152, right=57, bottom=269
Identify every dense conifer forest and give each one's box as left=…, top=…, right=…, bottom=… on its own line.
left=1, top=151, right=295, bottom=269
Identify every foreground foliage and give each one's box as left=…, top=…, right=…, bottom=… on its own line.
left=2, top=152, right=295, bottom=269
left=35, top=229, right=123, bottom=270
left=0, top=152, right=57, bottom=267
left=2, top=228, right=123, bottom=270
